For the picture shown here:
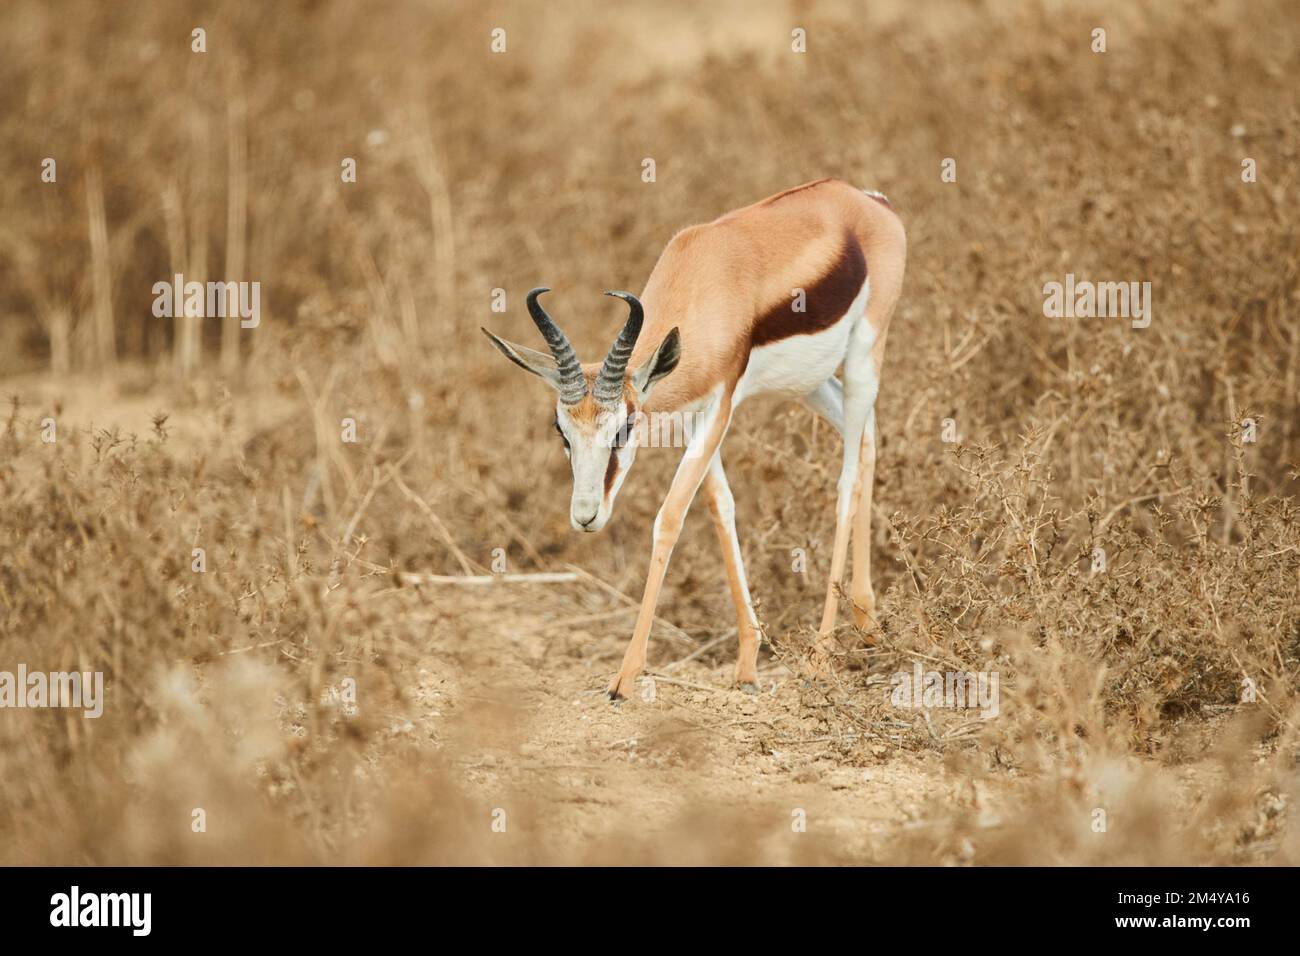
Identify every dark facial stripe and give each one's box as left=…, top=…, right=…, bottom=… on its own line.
left=603, top=448, right=620, bottom=495
left=750, top=232, right=868, bottom=348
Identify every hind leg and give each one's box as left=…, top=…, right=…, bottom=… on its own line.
left=849, top=405, right=877, bottom=628
left=806, top=376, right=862, bottom=642
left=850, top=329, right=889, bottom=628
left=814, top=325, right=880, bottom=656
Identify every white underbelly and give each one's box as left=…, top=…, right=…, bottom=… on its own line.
left=734, top=277, right=871, bottom=404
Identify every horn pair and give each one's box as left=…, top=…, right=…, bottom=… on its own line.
left=526, top=288, right=643, bottom=406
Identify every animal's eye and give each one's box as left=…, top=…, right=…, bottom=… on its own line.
left=554, top=419, right=570, bottom=449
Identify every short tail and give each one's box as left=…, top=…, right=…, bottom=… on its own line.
left=861, top=188, right=892, bottom=209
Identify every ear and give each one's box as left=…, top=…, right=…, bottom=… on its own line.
left=481, top=327, right=566, bottom=392
left=631, top=327, right=681, bottom=397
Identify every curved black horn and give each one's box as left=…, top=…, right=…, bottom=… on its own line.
left=526, top=288, right=585, bottom=404
left=594, top=291, right=644, bottom=406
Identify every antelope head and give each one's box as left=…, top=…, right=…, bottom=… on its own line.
left=483, top=288, right=681, bottom=531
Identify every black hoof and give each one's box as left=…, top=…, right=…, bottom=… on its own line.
left=607, top=690, right=625, bottom=702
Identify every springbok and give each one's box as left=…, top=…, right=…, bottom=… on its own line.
left=483, top=178, right=906, bottom=699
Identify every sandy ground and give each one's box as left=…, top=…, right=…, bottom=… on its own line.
left=407, top=584, right=977, bottom=861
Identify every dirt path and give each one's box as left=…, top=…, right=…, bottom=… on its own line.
left=394, top=580, right=985, bottom=864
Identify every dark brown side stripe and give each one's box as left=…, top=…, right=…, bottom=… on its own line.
left=750, top=232, right=867, bottom=348
left=603, top=449, right=620, bottom=495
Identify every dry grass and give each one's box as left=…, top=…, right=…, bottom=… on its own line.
left=0, top=0, right=1298, bottom=865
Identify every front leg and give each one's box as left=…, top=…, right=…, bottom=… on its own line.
left=702, top=453, right=762, bottom=688
left=609, top=391, right=734, bottom=700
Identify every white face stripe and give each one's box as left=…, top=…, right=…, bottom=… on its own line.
left=557, top=400, right=637, bottom=532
